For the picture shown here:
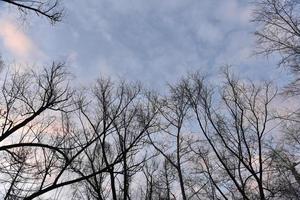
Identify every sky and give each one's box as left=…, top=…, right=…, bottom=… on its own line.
left=0, top=2, right=295, bottom=198
left=0, top=0, right=288, bottom=89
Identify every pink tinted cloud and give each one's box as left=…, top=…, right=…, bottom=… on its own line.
left=0, top=19, right=43, bottom=60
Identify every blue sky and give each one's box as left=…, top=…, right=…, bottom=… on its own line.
left=0, top=0, right=287, bottom=89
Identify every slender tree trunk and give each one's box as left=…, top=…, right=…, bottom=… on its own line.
left=109, top=168, right=118, bottom=200
left=258, top=137, right=266, bottom=200
left=176, top=126, right=187, bottom=200
left=177, top=166, right=187, bottom=200
left=123, top=152, right=129, bottom=200
left=148, top=177, right=153, bottom=200
left=164, top=161, right=171, bottom=200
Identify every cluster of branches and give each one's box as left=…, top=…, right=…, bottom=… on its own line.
left=253, top=0, right=300, bottom=94
left=0, top=63, right=298, bottom=200
left=0, top=0, right=300, bottom=199
left=1, top=0, right=63, bottom=23
left=0, top=63, right=160, bottom=199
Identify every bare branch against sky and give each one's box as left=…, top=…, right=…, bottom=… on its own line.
left=1, top=0, right=63, bottom=23
left=0, top=0, right=299, bottom=199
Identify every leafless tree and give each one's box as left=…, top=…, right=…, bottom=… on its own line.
left=141, top=159, right=176, bottom=200
left=184, top=69, right=278, bottom=199
left=69, top=78, right=159, bottom=200
left=0, top=62, right=73, bottom=199
left=147, top=82, right=205, bottom=200
left=141, top=161, right=160, bottom=200
left=0, top=62, right=297, bottom=199
left=189, top=144, right=224, bottom=200
left=253, top=0, right=300, bottom=94
left=1, top=0, right=63, bottom=23
left=252, top=2, right=300, bottom=198
left=264, top=117, right=300, bottom=199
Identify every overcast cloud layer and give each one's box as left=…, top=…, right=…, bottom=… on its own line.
left=0, top=0, right=286, bottom=88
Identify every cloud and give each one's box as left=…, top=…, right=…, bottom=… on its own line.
left=0, top=18, right=43, bottom=60
left=0, top=0, right=282, bottom=88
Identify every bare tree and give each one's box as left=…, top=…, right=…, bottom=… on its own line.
left=264, top=117, right=300, bottom=199
left=141, top=161, right=159, bottom=200
left=189, top=143, right=227, bottom=200
left=1, top=0, right=63, bottom=23
left=69, top=78, right=159, bottom=200
left=147, top=83, right=203, bottom=200
left=252, top=2, right=300, bottom=198
left=184, top=69, right=278, bottom=199
left=253, top=0, right=300, bottom=94
left=141, top=159, right=176, bottom=200
left=0, top=61, right=296, bottom=200
left=0, top=62, right=73, bottom=199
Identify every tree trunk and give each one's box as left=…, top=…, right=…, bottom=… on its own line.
left=109, top=168, right=117, bottom=200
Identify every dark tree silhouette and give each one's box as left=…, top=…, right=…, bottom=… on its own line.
left=184, top=69, right=277, bottom=199
left=1, top=0, right=63, bottom=23
left=253, top=0, right=300, bottom=94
